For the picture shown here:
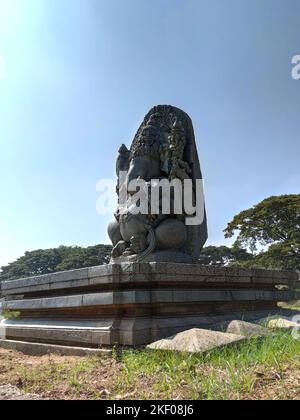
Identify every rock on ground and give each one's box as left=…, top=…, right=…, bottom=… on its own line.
left=0, top=385, right=42, bottom=400
left=147, top=328, right=245, bottom=353
left=226, top=320, right=270, bottom=337
left=267, top=318, right=300, bottom=329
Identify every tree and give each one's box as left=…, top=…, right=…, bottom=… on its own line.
left=249, top=241, right=300, bottom=271
left=224, top=195, right=300, bottom=271
left=0, top=244, right=112, bottom=281
left=199, top=245, right=253, bottom=266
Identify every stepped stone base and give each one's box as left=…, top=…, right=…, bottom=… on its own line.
left=0, top=263, right=299, bottom=347
left=0, top=339, right=111, bottom=357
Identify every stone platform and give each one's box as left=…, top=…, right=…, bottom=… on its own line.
left=0, top=263, right=299, bottom=347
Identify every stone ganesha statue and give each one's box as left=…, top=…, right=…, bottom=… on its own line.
left=107, top=105, right=208, bottom=263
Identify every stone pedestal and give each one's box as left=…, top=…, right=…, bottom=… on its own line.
left=0, top=263, right=299, bottom=347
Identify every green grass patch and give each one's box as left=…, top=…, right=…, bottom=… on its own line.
left=2, top=310, right=20, bottom=320
left=114, top=330, right=300, bottom=399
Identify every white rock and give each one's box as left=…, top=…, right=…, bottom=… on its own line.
left=147, top=328, right=245, bottom=353
left=226, top=320, right=270, bottom=337
left=267, top=318, right=299, bottom=329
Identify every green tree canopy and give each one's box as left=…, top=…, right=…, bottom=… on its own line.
left=199, top=245, right=253, bottom=266
left=224, top=194, right=300, bottom=271
left=0, top=244, right=112, bottom=281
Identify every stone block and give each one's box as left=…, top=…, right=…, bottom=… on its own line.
left=267, top=318, right=300, bottom=329
left=0, top=339, right=111, bottom=356
left=1, top=262, right=298, bottom=349
left=147, top=328, right=245, bottom=353
left=226, top=320, right=270, bottom=337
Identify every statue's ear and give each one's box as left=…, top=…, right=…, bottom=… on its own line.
left=116, top=144, right=130, bottom=175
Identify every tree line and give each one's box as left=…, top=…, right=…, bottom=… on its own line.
left=0, top=194, right=299, bottom=281
left=0, top=245, right=112, bottom=281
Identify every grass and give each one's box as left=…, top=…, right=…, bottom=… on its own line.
left=1, top=311, right=20, bottom=320
left=0, top=329, right=299, bottom=400
left=113, top=331, right=300, bottom=400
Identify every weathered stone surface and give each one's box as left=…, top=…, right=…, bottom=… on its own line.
left=2, top=310, right=299, bottom=348
left=108, top=105, right=208, bottom=263
left=0, top=339, right=111, bottom=357
left=1, top=263, right=298, bottom=297
left=4, top=289, right=299, bottom=313
left=147, top=328, right=245, bottom=353
left=1, top=262, right=298, bottom=348
left=226, top=320, right=270, bottom=337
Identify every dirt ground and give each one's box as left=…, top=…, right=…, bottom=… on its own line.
left=0, top=344, right=299, bottom=400
left=0, top=348, right=118, bottom=400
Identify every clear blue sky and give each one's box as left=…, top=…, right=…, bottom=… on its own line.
left=0, top=0, right=299, bottom=267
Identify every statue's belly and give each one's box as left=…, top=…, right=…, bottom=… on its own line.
left=120, top=214, right=148, bottom=242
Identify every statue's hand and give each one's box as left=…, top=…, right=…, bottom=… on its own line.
left=112, top=241, right=128, bottom=258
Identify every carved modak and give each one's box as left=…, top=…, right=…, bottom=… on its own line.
left=107, top=105, right=208, bottom=263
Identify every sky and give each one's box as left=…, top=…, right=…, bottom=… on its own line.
left=0, top=0, right=299, bottom=267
